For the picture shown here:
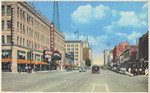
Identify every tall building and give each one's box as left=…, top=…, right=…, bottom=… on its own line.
left=82, top=41, right=89, bottom=61
left=2, top=2, right=51, bottom=72
left=103, top=50, right=112, bottom=67
left=112, top=40, right=129, bottom=66
left=138, top=32, right=148, bottom=68
left=1, top=2, right=65, bottom=72
left=65, top=40, right=83, bottom=67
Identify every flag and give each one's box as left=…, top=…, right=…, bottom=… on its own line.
left=75, top=31, right=78, bottom=34
left=107, top=42, right=110, bottom=45
left=83, top=34, right=86, bottom=37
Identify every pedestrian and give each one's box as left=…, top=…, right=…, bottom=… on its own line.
left=28, top=66, right=31, bottom=73
left=139, top=67, right=142, bottom=75
left=142, top=67, right=145, bottom=75
left=137, top=68, right=140, bottom=75
left=129, top=68, right=131, bottom=73
left=18, top=66, right=21, bottom=73
left=25, top=66, right=28, bottom=72
left=135, top=68, right=137, bottom=76
left=133, top=68, right=136, bottom=76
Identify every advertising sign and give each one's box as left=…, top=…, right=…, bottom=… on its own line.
left=11, top=8, right=14, bottom=45
left=50, top=23, right=54, bottom=50
left=44, top=50, right=53, bottom=58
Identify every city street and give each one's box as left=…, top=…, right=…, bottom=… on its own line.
left=2, top=69, right=148, bottom=92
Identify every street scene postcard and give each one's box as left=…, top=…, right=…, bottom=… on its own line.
left=1, top=0, right=149, bottom=92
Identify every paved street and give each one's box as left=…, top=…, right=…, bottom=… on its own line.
left=2, top=69, right=148, bottom=92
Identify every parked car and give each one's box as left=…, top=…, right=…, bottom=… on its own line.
left=79, top=67, right=86, bottom=72
left=92, top=65, right=100, bottom=74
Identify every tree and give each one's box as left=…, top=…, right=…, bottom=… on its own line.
left=85, top=58, right=91, bottom=67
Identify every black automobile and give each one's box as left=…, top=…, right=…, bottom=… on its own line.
left=92, top=65, right=100, bottom=74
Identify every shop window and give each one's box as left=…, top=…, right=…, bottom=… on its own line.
left=2, top=50, right=12, bottom=58
left=35, top=54, right=40, bottom=61
left=2, top=36, right=4, bottom=44
left=7, top=6, right=11, bottom=15
left=7, top=20, right=11, bottom=29
left=2, top=21, right=4, bottom=29
left=2, top=6, right=5, bottom=15
left=17, top=51, right=25, bottom=59
left=27, top=52, right=33, bottom=60
left=7, top=35, right=11, bottom=44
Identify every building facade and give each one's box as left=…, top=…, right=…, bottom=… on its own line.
left=65, top=40, right=83, bottom=67
left=2, top=2, right=52, bottom=72
left=138, top=32, right=148, bottom=68
left=112, top=40, right=129, bottom=66
left=83, top=41, right=89, bottom=61
left=103, top=49, right=112, bottom=67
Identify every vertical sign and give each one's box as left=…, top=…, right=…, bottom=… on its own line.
left=50, top=23, right=54, bottom=50
left=11, top=8, right=14, bottom=45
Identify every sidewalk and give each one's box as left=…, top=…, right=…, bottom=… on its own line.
left=125, top=72, right=148, bottom=77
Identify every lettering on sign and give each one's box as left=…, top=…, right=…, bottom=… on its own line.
left=2, top=52, right=9, bottom=56
left=54, top=53, right=61, bottom=57
left=45, top=50, right=52, bottom=58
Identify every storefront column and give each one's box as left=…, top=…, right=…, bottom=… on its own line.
left=12, top=47, right=17, bottom=72
left=25, top=52, right=27, bottom=60
left=40, top=64, right=42, bottom=71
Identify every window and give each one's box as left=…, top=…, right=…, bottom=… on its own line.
left=17, top=7, right=19, bottom=17
left=27, top=27, right=28, bottom=35
left=2, top=21, right=4, bottom=29
left=67, top=48, right=70, bottom=51
left=2, top=6, right=4, bottom=15
left=20, top=23, right=22, bottom=33
left=20, top=38, right=22, bottom=45
left=23, top=39, right=25, bottom=46
left=75, top=55, right=78, bottom=57
left=75, top=48, right=78, bottom=50
left=23, top=11, right=25, bottom=20
left=23, top=25, right=25, bottom=34
left=2, top=36, right=4, bottom=44
left=17, top=36, right=19, bottom=44
left=27, top=14, right=29, bottom=22
left=31, top=18, right=33, bottom=25
left=71, top=48, right=74, bottom=50
left=7, top=6, right=11, bottom=15
left=7, top=21, right=11, bottom=29
left=20, top=9, right=22, bottom=18
left=71, top=44, right=74, bottom=47
left=75, top=44, right=78, bottom=47
left=121, top=49, right=122, bottom=51
left=119, top=49, right=120, bottom=51
left=7, top=35, right=11, bottom=44
left=27, top=40, right=28, bottom=47
left=67, top=44, right=70, bottom=47
left=17, top=22, right=19, bottom=31
left=75, top=52, right=78, bottom=54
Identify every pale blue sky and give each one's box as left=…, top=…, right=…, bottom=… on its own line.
left=29, top=1, right=148, bottom=64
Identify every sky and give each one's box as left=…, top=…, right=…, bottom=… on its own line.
left=29, top=1, right=148, bottom=65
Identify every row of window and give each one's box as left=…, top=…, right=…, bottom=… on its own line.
left=2, top=5, right=11, bottom=15
left=66, top=48, right=78, bottom=51
left=17, top=6, right=49, bottom=34
left=119, top=49, right=123, bottom=52
left=2, top=35, right=11, bottom=44
left=65, top=44, right=78, bottom=47
left=2, top=20, right=11, bottom=29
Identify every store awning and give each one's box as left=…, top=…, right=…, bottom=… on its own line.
left=2, top=59, right=49, bottom=65
left=2, top=59, right=12, bottom=63
left=71, top=65, right=75, bottom=66
left=64, top=62, right=68, bottom=66
left=57, top=63, right=62, bottom=66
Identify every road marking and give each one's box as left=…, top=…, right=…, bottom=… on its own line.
left=80, top=75, right=92, bottom=90
left=91, top=83, right=95, bottom=92
left=91, top=83, right=109, bottom=92
left=104, top=84, right=109, bottom=92
left=63, top=81, right=73, bottom=89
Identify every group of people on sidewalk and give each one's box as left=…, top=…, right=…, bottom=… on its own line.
left=127, top=67, right=149, bottom=76
left=18, top=66, right=32, bottom=73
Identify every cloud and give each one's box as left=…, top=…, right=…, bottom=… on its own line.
left=139, top=13, right=147, bottom=20
left=71, top=4, right=92, bottom=24
left=93, top=4, right=109, bottom=19
left=71, top=4, right=109, bottom=24
left=112, top=10, right=118, bottom=16
left=96, top=35, right=108, bottom=42
left=88, top=36, right=99, bottom=46
left=142, top=3, right=148, bottom=9
left=116, top=33, right=127, bottom=36
left=117, top=11, right=141, bottom=27
left=104, top=25, right=113, bottom=31
left=127, top=32, right=141, bottom=44
left=64, top=33, right=76, bottom=40
left=140, top=21, right=147, bottom=26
